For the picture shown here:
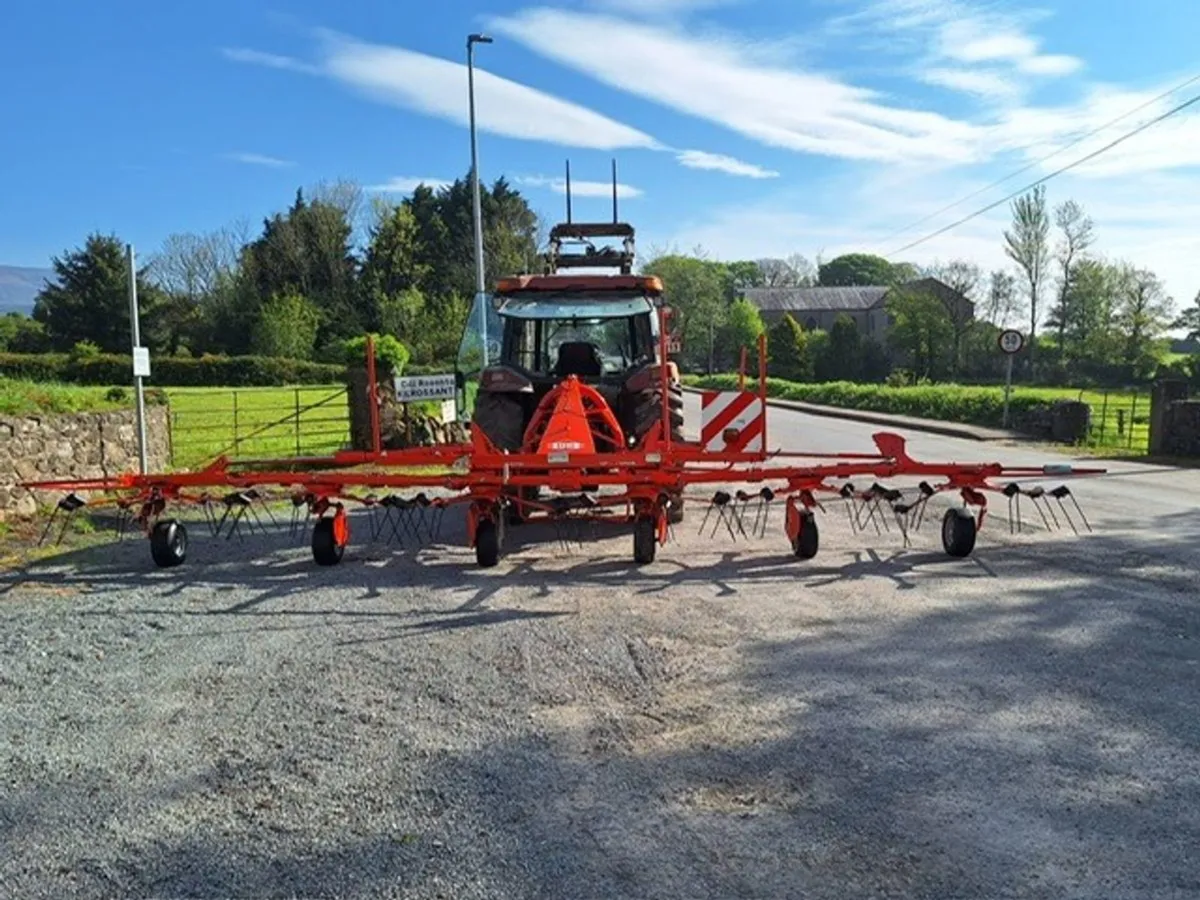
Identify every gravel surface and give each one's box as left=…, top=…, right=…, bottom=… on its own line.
left=3, top=405, right=1200, bottom=899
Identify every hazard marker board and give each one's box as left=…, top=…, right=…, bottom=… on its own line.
left=700, top=391, right=765, bottom=453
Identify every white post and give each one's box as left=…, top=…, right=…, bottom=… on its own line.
left=127, top=244, right=148, bottom=473
left=467, top=33, right=492, bottom=367
left=1003, top=353, right=1014, bottom=428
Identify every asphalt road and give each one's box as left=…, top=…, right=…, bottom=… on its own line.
left=2, top=400, right=1199, bottom=899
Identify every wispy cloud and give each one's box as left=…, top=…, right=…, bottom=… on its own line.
left=220, top=47, right=318, bottom=75
left=919, top=68, right=1021, bottom=102
left=516, top=175, right=644, bottom=198
left=675, top=150, right=778, bottom=178
left=367, top=176, right=452, bottom=193
left=224, top=152, right=296, bottom=168
left=490, top=8, right=981, bottom=164
left=591, top=0, right=738, bottom=15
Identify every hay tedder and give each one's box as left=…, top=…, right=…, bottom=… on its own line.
left=19, top=213, right=1105, bottom=571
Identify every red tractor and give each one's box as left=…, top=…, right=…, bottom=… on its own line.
left=467, top=220, right=686, bottom=521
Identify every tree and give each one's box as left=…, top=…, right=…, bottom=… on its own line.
left=641, top=254, right=726, bottom=373
left=767, top=313, right=812, bottom=381
left=717, top=298, right=765, bottom=370
left=1003, top=185, right=1050, bottom=372
left=818, top=253, right=904, bottom=287
left=1116, top=265, right=1174, bottom=377
left=250, top=292, right=321, bottom=359
left=359, top=203, right=430, bottom=338
left=1047, top=200, right=1095, bottom=361
left=0, top=313, right=48, bottom=353
left=723, top=260, right=765, bottom=297
left=32, top=233, right=170, bottom=353
left=982, top=270, right=1020, bottom=327
left=1171, top=290, right=1200, bottom=341
left=757, top=255, right=815, bottom=288
left=820, top=314, right=862, bottom=381
left=926, top=259, right=981, bottom=375
left=149, top=225, right=247, bottom=355
left=886, top=287, right=953, bottom=380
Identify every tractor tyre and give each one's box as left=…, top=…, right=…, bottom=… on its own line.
left=476, top=519, right=500, bottom=568
left=633, top=516, right=657, bottom=565
left=150, top=519, right=188, bottom=568
left=471, top=390, right=526, bottom=452
left=629, top=382, right=685, bottom=445
left=312, top=517, right=346, bottom=567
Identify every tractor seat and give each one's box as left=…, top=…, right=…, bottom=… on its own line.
left=554, top=341, right=604, bottom=377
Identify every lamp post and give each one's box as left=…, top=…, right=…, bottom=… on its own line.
left=467, top=32, right=493, bottom=366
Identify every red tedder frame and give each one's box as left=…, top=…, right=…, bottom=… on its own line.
left=20, top=318, right=1107, bottom=571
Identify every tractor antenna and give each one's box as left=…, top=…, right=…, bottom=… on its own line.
left=565, top=159, right=573, bottom=224
left=611, top=158, right=619, bottom=223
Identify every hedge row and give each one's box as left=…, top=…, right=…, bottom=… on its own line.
left=684, top=374, right=1053, bottom=429
left=0, top=353, right=348, bottom=387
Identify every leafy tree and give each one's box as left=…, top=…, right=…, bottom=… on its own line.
left=642, top=254, right=727, bottom=372
left=925, top=259, right=981, bottom=375
left=860, top=338, right=893, bottom=383
left=32, top=233, right=170, bottom=353
left=982, top=270, right=1021, bottom=327
left=360, top=203, right=430, bottom=338
left=724, top=260, right=765, bottom=295
left=0, top=313, right=48, bottom=353
left=717, top=298, right=766, bottom=370
left=820, top=314, right=863, bottom=381
left=149, top=225, right=247, bottom=355
left=767, top=313, right=813, bottom=381
left=757, top=255, right=815, bottom=288
left=250, top=292, right=321, bottom=359
left=818, top=253, right=904, bottom=287
left=1116, top=265, right=1174, bottom=377
left=1172, top=291, right=1200, bottom=341
left=1003, top=185, right=1050, bottom=371
left=1047, top=200, right=1095, bottom=361
left=886, top=287, right=953, bottom=380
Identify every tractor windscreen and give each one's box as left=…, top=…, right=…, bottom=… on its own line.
left=496, top=292, right=658, bottom=376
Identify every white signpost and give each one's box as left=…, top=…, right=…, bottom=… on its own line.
left=998, top=329, right=1025, bottom=428
left=394, top=373, right=457, bottom=403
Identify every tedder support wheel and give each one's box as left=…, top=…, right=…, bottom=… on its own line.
left=942, top=507, right=977, bottom=558
left=312, top=516, right=346, bottom=566
left=633, top=516, right=657, bottom=565
left=150, top=519, right=188, bottom=568
left=476, top=519, right=500, bottom=568
left=668, top=495, right=685, bottom=525
left=791, top=510, right=819, bottom=560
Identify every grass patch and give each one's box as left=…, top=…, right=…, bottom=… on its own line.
left=0, top=378, right=131, bottom=416
left=685, top=375, right=1152, bottom=453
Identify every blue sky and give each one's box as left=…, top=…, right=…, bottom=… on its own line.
left=2, top=0, right=1198, bottom=313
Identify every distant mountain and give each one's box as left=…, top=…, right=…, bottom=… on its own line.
left=0, top=265, right=55, bottom=315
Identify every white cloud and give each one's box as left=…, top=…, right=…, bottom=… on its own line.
left=220, top=47, right=318, bottom=75
left=675, top=150, right=779, bottom=178
left=367, top=176, right=452, bottom=193
left=516, top=175, right=643, bottom=198
left=224, top=152, right=296, bottom=168
left=591, top=0, right=737, bottom=14
left=490, top=8, right=982, bottom=164
left=920, top=68, right=1020, bottom=101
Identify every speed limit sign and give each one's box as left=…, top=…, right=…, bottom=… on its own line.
left=998, top=329, right=1024, bottom=354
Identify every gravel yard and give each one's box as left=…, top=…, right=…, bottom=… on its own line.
left=4, top=400, right=1200, bottom=898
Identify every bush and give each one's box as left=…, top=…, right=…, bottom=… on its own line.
left=685, top=374, right=1055, bottom=430
left=0, top=352, right=346, bottom=387
left=334, top=333, right=411, bottom=374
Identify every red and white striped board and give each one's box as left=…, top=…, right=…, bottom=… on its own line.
left=700, top=391, right=765, bottom=453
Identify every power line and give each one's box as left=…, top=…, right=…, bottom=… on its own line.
left=884, top=89, right=1200, bottom=258
left=873, top=71, right=1200, bottom=248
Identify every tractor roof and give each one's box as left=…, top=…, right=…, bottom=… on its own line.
left=495, top=274, right=663, bottom=295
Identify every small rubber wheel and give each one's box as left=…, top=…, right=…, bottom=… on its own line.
left=150, top=519, right=188, bottom=568
left=312, top=517, right=345, bottom=566
left=668, top=494, right=685, bottom=525
left=791, top=511, right=819, bottom=560
left=633, top=516, right=657, bottom=565
left=942, top=507, right=977, bottom=558
left=476, top=519, right=500, bottom=568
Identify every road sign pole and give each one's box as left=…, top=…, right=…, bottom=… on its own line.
left=127, top=244, right=148, bottom=474
left=1003, top=353, right=1014, bottom=428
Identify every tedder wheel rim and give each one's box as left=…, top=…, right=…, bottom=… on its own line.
left=941, top=507, right=977, bottom=558
left=792, top=511, right=819, bottom=560
left=150, top=519, right=188, bottom=568
left=312, top=517, right=346, bottom=566
left=476, top=519, right=500, bottom=568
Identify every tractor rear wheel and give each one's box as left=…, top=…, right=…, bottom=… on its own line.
left=472, top=390, right=526, bottom=451
left=629, top=383, right=685, bottom=445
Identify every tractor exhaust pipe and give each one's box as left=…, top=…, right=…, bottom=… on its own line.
left=565, top=159, right=572, bottom=224
left=612, top=158, right=618, bottom=224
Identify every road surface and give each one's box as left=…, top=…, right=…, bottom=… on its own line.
left=1, top=400, right=1198, bottom=899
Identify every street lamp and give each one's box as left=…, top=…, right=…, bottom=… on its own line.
left=467, top=32, right=493, bottom=366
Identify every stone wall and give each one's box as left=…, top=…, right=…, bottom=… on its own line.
left=1013, top=400, right=1092, bottom=444
left=0, top=407, right=170, bottom=518
left=1161, top=400, right=1200, bottom=458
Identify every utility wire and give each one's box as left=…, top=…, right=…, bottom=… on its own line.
left=885, top=89, right=1200, bottom=258
left=873, top=71, right=1200, bottom=248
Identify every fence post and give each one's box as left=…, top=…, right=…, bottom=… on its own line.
left=1098, top=392, right=1108, bottom=445
left=232, top=390, right=240, bottom=457
left=295, top=388, right=302, bottom=456
left=1149, top=379, right=1188, bottom=455
left=1129, top=392, right=1138, bottom=450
